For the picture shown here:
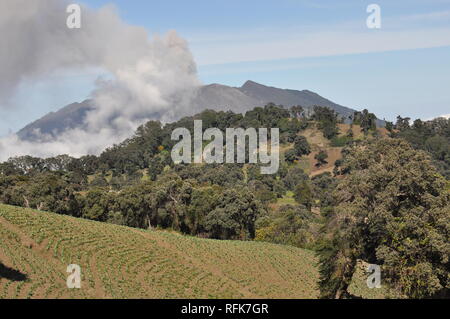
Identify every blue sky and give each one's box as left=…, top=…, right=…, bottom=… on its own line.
left=2, top=0, right=450, bottom=136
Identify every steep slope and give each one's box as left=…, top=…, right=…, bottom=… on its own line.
left=17, top=81, right=370, bottom=141
left=17, top=100, right=93, bottom=140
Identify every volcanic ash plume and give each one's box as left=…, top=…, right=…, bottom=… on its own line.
left=0, top=0, right=201, bottom=160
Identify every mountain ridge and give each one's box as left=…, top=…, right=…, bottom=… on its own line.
left=17, top=81, right=381, bottom=141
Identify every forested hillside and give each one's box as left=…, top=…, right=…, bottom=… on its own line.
left=1, top=104, right=449, bottom=298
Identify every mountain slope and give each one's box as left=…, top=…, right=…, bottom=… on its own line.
left=191, top=83, right=262, bottom=113
left=17, top=100, right=93, bottom=140
left=17, top=81, right=372, bottom=141
left=238, top=80, right=355, bottom=117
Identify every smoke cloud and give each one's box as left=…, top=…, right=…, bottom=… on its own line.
left=0, top=0, right=201, bottom=161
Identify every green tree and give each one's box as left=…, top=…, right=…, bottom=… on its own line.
left=204, top=188, right=264, bottom=240
left=314, top=150, right=328, bottom=167
left=385, top=121, right=394, bottom=133
left=293, top=136, right=311, bottom=157
left=255, top=205, right=314, bottom=248
left=90, top=175, right=109, bottom=188
left=81, top=188, right=110, bottom=221
left=294, top=181, right=313, bottom=210
left=283, top=167, right=309, bottom=191
left=353, top=109, right=377, bottom=135
left=311, top=172, right=337, bottom=207
left=313, top=106, right=339, bottom=139
left=284, top=149, right=298, bottom=163
left=318, top=139, right=450, bottom=299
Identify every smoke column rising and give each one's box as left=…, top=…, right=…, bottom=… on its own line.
left=0, top=0, right=201, bottom=160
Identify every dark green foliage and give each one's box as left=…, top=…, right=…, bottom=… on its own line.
left=99, top=121, right=164, bottom=174
left=242, top=103, right=290, bottom=129
left=395, top=116, right=411, bottom=131
left=284, top=136, right=311, bottom=163
left=109, top=181, right=154, bottom=229
left=80, top=188, right=110, bottom=221
left=187, top=186, right=220, bottom=236
left=318, top=139, right=450, bottom=299
left=0, top=173, right=80, bottom=217
left=294, top=181, right=313, bottom=210
left=174, top=164, right=244, bottom=187
left=330, top=135, right=352, bottom=147
left=284, top=149, right=298, bottom=163
left=255, top=205, right=314, bottom=248
left=317, top=237, right=356, bottom=299
left=311, top=172, right=337, bottom=207
left=385, top=121, right=394, bottom=134
left=293, top=136, right=311, bottom=156
left=204, top=188, right=264, bottom=240
left=314, top=150, right=328, bottom=167
left=312, top=106, right=339, bottom=139
left=352, top=109, right=377, bottom=135
left=90, top=175, right=109, bottom=188
left=283, top=166, right=309, bottom=191
left=248, top=180, right=277, bottom=204
left=1, top=154, right=98, bottom=179
left=1, top=103, right=449, bottom=299
left=393, top=117, right=450, bottom=178
left=241, top=165, right=285, bottom=204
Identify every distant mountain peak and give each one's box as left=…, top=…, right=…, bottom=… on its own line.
left=17, top=81, right=383, bottom=141
left=241, top=80, right=265, bottom=88
left=241, top=80, right=284, bottom=92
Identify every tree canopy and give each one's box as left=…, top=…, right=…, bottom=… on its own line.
left=318, top=138, right=449, bottom=298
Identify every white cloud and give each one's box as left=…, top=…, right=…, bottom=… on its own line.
left=186, top=7, right=450, bottom=66
left=396, top=10, right=450, bottom=22
left=425, top=113, right=450, bottom=120
left=190, top=27, right=450, bottom=66
left=0, top=0, right=201, bottom=161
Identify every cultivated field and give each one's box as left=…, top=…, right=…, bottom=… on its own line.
left=0, top=204, right=319, bottom=299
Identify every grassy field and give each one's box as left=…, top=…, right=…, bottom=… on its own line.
left=0, top=204, right=388, bottom=299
